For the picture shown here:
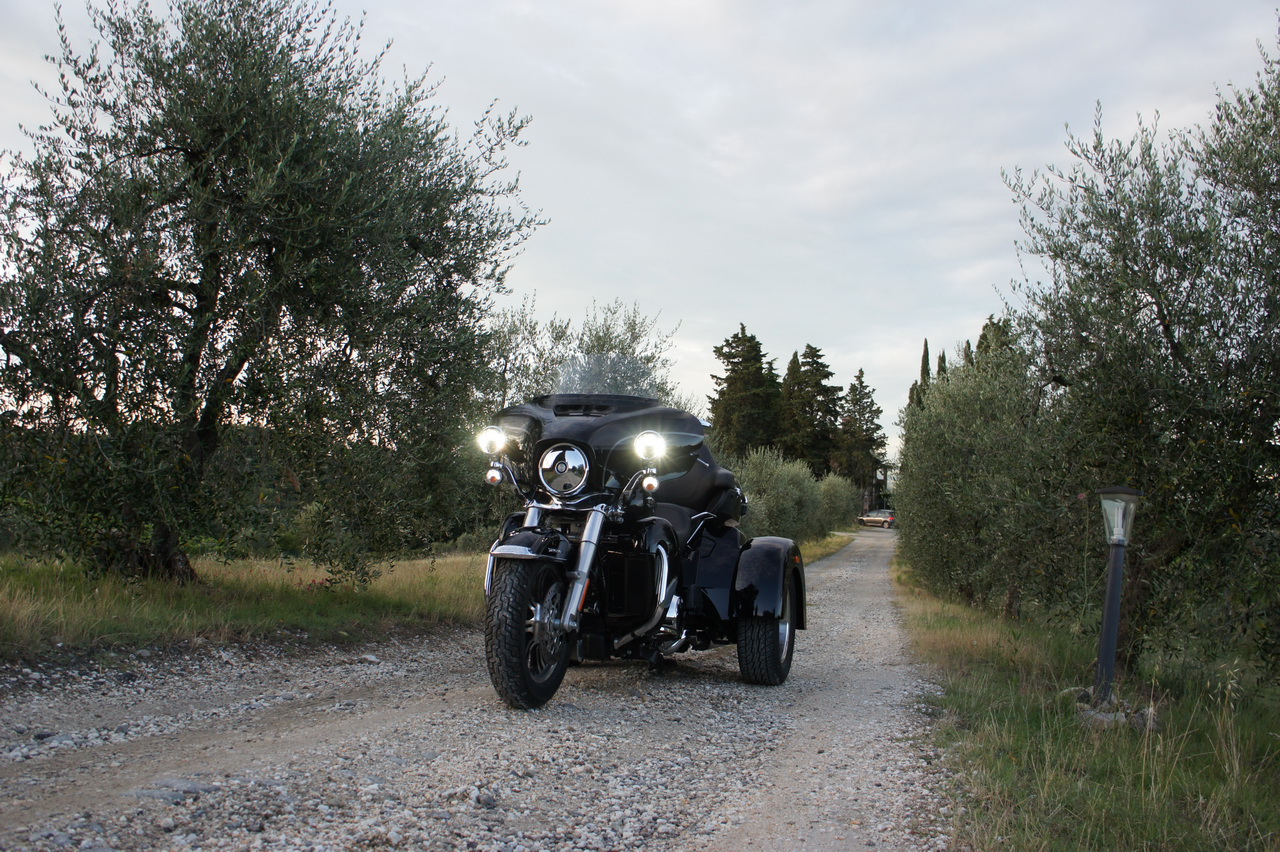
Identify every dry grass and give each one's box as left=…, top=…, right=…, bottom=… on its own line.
left=801, top=531, right=858, bottom=563
left=0, top=552, right=487, bottom=657
left=893, top=560, right=1280, bottom=852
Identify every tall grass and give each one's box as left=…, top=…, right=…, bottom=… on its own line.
left=0, top=553, right=487, bottom=658
left=895, top=561, right=1280, bottom=851
left=2, top=531, right=854, bottom=660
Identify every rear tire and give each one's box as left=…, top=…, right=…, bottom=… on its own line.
left=738, top=568, right=797, bottom=685
left=485, top=559, right=572, bottom=709
left=882, top=520, right=891, bottom=528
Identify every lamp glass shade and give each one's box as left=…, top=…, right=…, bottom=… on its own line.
left=1098, top=487, right=1142, bottom=545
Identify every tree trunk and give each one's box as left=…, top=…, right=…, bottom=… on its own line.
left=144, top=521, right=199, bottom=583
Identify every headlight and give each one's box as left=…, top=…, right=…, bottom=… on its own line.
left=634, top=431, right=666, bottom=461
left=477, top=426, right=507, bottom=455
left=539, top=444, right=589, bottom=495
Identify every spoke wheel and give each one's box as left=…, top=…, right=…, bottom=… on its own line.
left=485, top=559, right=572, bottom=708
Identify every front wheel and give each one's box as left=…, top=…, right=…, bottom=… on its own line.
left=737, top=568, right=797, bottom=685
left=485, top=559, right=572, bottom=709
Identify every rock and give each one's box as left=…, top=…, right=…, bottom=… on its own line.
left=1128, top=706, right=1160, bottom=733
left=129, top=789, right=187, bottom=805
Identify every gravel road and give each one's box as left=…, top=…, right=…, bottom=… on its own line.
left=0, top=529, right=952, bottom=851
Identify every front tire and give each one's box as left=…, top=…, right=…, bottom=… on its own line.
left=485, top=559, right=572, bottom=709
left=737, top=567, right=797, bottom=685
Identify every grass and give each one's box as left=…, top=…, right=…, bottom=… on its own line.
left=894, top=561, right=1280, bottom=851
left=0, top=552, right=488, bottom=659
left=800, top=531, right=857, bottom=563
left=0, top=530, right=853, bottom=661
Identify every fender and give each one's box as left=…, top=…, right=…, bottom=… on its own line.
left=733, top=536, right=807, bottom=629
left=490, top=528, right=573, bottom=563
left=485, top=528, right=574, bottom=596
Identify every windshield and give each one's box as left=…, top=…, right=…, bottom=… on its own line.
left=554, top=352, right=668, bottom=399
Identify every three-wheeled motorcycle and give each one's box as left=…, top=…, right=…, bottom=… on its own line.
left=477, top=393, right=805, bottom=709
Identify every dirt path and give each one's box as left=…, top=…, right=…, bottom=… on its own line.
left=705, top=528, right=948, bottom=850
left=0, top=531, right=950, bottom=851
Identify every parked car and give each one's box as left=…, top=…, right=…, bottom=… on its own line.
left=857, top=509, right=895, bottom=528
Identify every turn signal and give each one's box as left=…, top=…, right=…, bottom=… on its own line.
left=484, top=467, right=503, bottom=485
left=641, top=474, right=660, bottom=493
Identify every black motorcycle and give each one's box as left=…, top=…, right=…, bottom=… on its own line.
left=476, top=393, right=806, bottom=709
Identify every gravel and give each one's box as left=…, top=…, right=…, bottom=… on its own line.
left=0, top=529, right=952, bottom=851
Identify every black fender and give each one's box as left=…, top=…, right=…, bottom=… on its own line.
left=485, top=527, right=573, bottom=597
left=490, top=528, right=573, bottom=563
left=733, top=536, right=806, bottom=629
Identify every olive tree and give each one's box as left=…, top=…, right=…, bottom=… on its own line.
left=486, top=298, right=679, bottom=407
left=0, top=0, right=537, bottom=580
left=899, top=92, right=1280, bottom=669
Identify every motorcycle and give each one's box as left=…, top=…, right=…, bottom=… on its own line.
left=476, top=393, right=806, bottom=709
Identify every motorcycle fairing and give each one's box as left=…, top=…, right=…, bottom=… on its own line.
left=493, top=394, right=706, bottom=491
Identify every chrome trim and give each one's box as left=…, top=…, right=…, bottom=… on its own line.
left=484, top=547, right=497, bottom=596
left=538, top=443, right=589, bottom=495
left=490, top=544, right=541, bottom=559
left=614, top=544, right=673, bottom=650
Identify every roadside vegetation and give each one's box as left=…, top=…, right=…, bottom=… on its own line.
left=0, top=530, right=855, bottom=661
left=896, top=561, right=1280, bottom=851
left=892, top=28, right=1280, bottom=848
left=0, top=552, right=488, bottom=657
left=896, top=27, right=1280, bottom=682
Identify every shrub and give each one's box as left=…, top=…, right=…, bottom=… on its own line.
left=735, top=448, right=823, bottom=542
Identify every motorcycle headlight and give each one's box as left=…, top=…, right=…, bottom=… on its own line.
left=539, top=444, right=589, bottom=495
left=477, top=426, right=507, bottom=456
left=634, top=431, right=666, bottom=462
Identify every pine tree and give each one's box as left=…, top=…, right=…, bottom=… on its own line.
left=777, top=344, right=842, bottom=474
left=975, top=315, right=1013, bottom=358
left=836, top=370, right=886, bottom=487
left=707, top=325, right=782, bottom=458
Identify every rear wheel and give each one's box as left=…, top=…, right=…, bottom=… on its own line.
left=882, top=520, right=891, bottom=528
left=737, top=568, right=797, bottom=685
left=485, top=559, right=572, bottom=709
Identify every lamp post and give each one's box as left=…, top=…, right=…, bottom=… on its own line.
left=1093, top=486, right=1142, bottom=707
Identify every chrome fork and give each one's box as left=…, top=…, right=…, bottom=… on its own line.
left=558, top=505, right=605, bottom=632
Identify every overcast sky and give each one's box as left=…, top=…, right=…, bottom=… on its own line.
left=2, top=1, right=1276, bottom=452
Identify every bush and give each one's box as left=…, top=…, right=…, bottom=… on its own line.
left=735, top=448, right=823, bottom=542
left=818, top=473, right=860, bottom=533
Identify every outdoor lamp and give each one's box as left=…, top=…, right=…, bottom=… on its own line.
left=1098, top=486, right=1142, bottom=546
left=1093, top=485, right=1143, bottom=707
